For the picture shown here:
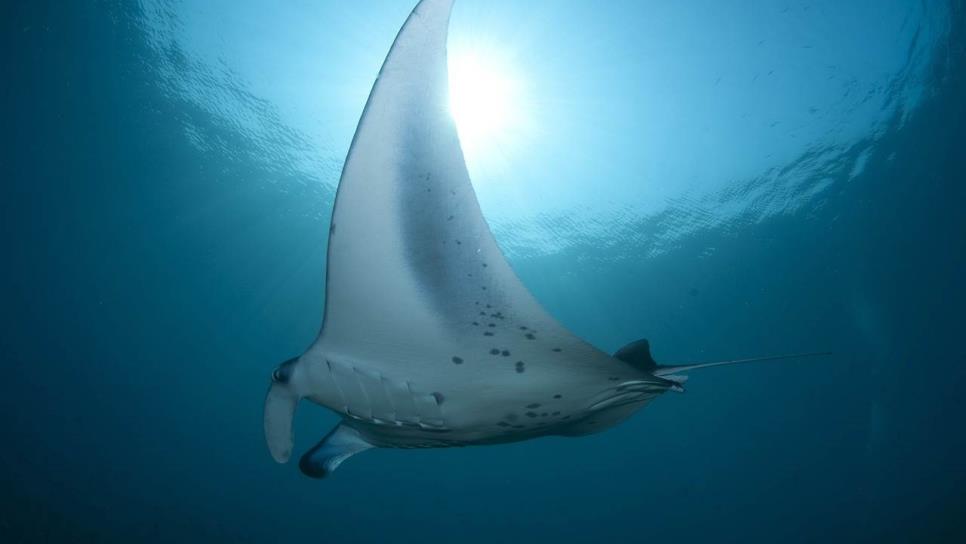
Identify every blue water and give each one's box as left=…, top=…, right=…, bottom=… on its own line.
left=3, top=1, right=965, bottom=542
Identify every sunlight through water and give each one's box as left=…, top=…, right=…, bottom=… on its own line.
left=448, top=49, right=524, bottom=165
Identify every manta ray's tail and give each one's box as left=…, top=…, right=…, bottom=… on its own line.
left=264, top=357, right=301, bottom=463
left=614, top=339, right=831, bottom=383
left=652, top=352, right=833, bottom=377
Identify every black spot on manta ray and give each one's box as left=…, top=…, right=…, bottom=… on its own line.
left=488, top=323, right=496, bottom=327
left=456, top=240, right=462, bottom=245
left=485, top=304, right=492, bottom=308
left=526, top=403, right=541, bottom=409
left=501, top=350, right=511, bottom=357
left=489, top=348, right=500, bottom=355
left=608, top=376, right=620, bottom=381
left=515, top=361, right=525, bottom=373
left=525, top=412, right=538, bottom=418
left=483, top=331, right=494, bottom=336
left=451, top=356, right=463, bottom=365
left=329, top=222, right=336, bottom=234
left=482, top=263, right=488, bottom=268
left=553, top=394, right=562, bottom=399
left=552, top=348, right=562, bottom=352
left=519, top=326, right=528, bottom=330
left=481, top=286, right=487, bottom=291
left=505, top=413, right=519, bottom=421
left=472, top=321, right=479, bottom=326
left=525, top=333, right=535, bottom=340
left=448, top=215, right=454, bottom=221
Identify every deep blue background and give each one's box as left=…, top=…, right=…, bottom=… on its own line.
left=2, top=1, right=965, bottom=542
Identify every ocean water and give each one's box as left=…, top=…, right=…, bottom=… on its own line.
left=2, top=0, right=965, bottom=542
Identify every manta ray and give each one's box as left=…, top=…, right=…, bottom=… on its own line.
left=264, top=0, right=824, bottom=478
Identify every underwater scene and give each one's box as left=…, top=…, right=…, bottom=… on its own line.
left=3, top=0, right=965, bottom=542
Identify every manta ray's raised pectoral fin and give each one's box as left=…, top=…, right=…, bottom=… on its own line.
left=314, top=0, right=587, bottom=361
left=299, top=424, right=375, bottom=479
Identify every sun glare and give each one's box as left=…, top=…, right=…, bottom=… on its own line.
left=448, top=50, right=523, bottom=160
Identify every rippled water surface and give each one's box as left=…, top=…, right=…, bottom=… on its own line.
left=2, top=1, right=965, bottom=542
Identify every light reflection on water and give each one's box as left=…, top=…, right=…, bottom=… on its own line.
left=135, top=0, right=949, bottom=262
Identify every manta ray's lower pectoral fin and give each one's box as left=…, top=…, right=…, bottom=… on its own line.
left=299, top=424, right=375, bottom=479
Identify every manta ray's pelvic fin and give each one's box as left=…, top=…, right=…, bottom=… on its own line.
left=299, top=424, right=374, bottom=479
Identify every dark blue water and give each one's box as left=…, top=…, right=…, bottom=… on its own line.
left=3, top=1, right=965, bottom=542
